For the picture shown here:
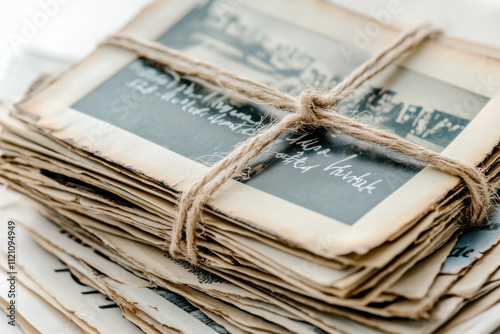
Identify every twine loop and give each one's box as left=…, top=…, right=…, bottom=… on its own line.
left=102, top=23, right=494, bottom=264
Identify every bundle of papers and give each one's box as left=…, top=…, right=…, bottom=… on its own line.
left=2, top=0, right=500, bottom=333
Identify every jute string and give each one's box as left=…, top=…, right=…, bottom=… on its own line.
left=103, top=24, right=492, bottom=264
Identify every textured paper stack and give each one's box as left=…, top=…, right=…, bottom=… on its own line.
left=2, top=0, right=500, bottom=333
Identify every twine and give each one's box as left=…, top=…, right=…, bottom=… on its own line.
left=103, top=24, right=492, bottom=264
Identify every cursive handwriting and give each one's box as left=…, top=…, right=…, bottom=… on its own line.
left=323, top=155, right=382, bottom=194
left=275, top=151, right=319, bottom=173
left=275, top=134, right=383, bottom=194
left=125, top=63, right=261, bottom=135
left=284, top=134, right=332, bottom=157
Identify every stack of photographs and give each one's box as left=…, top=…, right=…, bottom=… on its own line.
left=2, top=0, right=500, bottom=333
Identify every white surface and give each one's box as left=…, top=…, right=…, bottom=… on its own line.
left=0, top=317, right=24, bottom=334
left=330, top=0, right=500, bottom=48
left=0, top=0, right=153, bottom=81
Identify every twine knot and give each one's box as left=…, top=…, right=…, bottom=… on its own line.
left=297, top=89, right=333, bottom=126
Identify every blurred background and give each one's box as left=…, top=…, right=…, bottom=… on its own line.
left=0, top=0, right=499, bottom=99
